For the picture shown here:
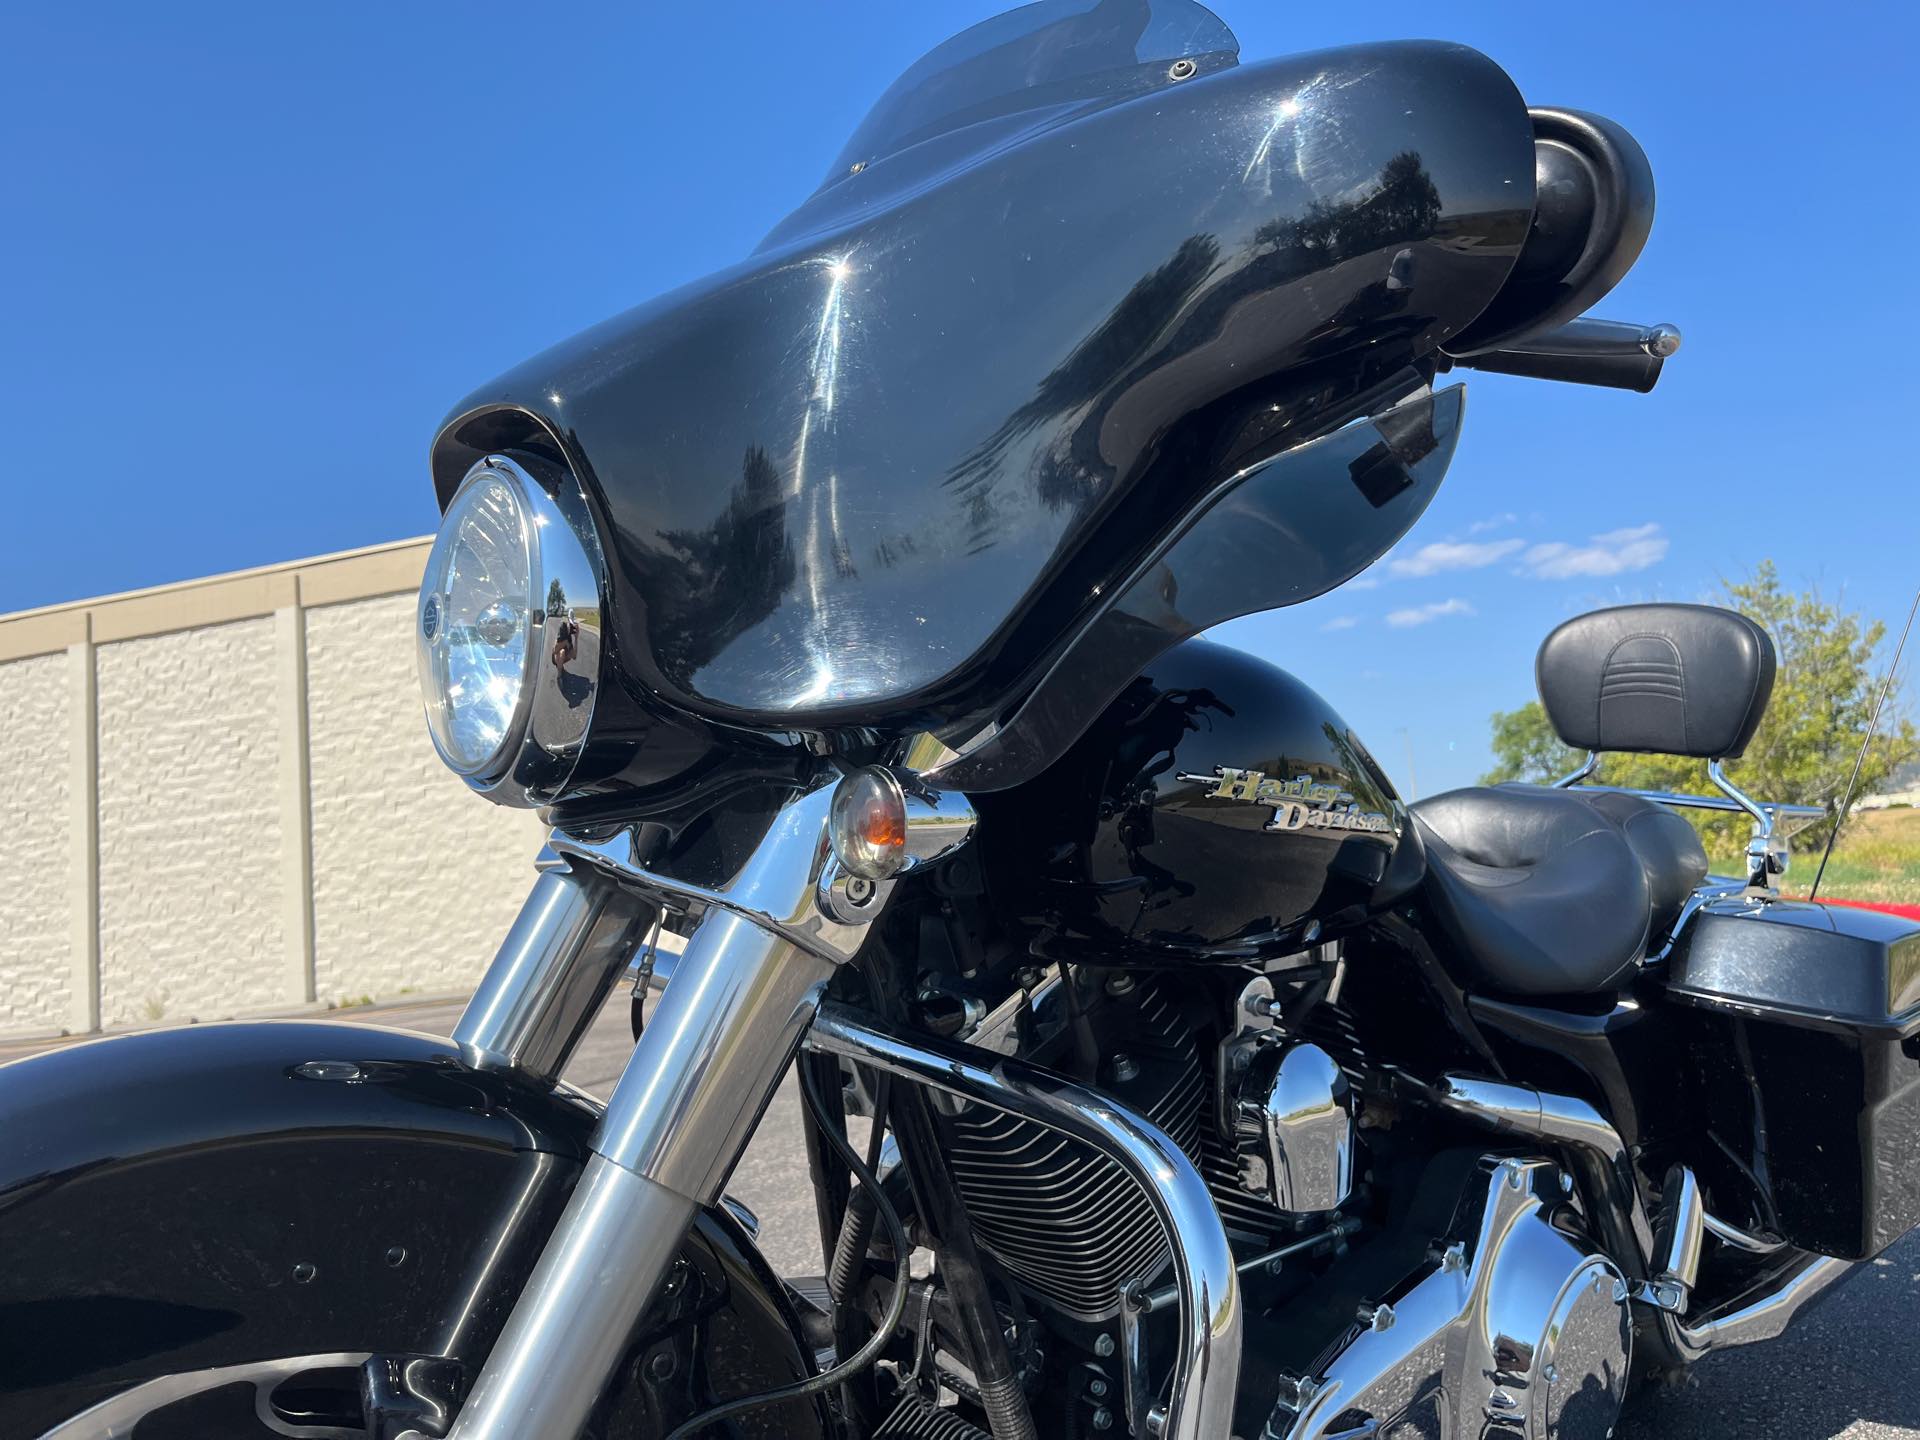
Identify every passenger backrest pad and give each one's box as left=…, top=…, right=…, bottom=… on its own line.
left=1536, top=603, right=1775, bottom=759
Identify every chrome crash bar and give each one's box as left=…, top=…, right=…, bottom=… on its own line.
left=805, top=1001, right=1243, bottom=1440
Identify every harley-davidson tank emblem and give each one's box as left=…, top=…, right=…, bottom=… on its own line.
left=1176, top=767, right=1394, bottom=835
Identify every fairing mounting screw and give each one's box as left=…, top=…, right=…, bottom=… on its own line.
left=1356, top=1301, right=1395, bottom=1332
left=1167, top=58, right=1197, bottom=80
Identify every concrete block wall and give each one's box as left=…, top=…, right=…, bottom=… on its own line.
left=307, top=594, right=545, bottom=1005
left=96, top=619, right=287, bottom=1027
left=0, top=540, right=546, bottom=1040
left=0, top=653, right=74, bottom=1033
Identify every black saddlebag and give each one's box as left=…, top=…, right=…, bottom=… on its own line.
left=1661, top=897, right=1920, bottom=1260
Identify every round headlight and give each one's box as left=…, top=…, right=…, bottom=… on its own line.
left=417, top=454, right=604, bottom=804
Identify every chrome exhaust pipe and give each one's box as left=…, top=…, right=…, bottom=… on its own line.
left=1428, top=1075, right=1859, bottom=1360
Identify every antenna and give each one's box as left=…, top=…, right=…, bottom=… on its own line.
left=1810, top=584, right=1920, bottom=901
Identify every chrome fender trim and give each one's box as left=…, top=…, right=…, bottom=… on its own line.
left=804, top=1001, right=1242, bottom=1440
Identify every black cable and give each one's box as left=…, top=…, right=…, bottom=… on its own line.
left=662, top=1062, right=912, bottom=1440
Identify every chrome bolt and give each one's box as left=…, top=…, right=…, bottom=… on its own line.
left=1105, top=972, right=1137, bottom=997
left=1089, top=1378, right=1109, bottom=1399
left=1356, top=1301, right=1396, bottom=1333
left=845, top=876, right=876, bottom=905
left=1094, top=1333, right=1116, bottom=1357
left=1092, top=1408, right=1114, bottom=1430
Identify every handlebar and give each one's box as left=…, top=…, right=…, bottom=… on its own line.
left=1445, top=317, right=1682, bottom=393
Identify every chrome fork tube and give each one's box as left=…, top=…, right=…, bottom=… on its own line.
left=447, top=785, right=855, bottom=1440
left=452, top=861, right=647, bottom=1086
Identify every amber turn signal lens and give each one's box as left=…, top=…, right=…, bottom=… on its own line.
left=829, top=767, right=909, bottom=880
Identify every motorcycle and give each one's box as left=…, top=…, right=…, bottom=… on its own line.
left=7, top=3, right=1916, bottom=1438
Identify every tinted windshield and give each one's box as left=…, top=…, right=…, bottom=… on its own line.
left=828, top=0, right=1238, bottom=180
left=932, top=386, right=1465, bottom=792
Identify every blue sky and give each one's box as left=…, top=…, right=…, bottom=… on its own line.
left=3, top=3, right=1915, bottom=794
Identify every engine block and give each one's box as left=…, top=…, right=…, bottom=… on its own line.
left=943, top=975, right=1287, bottom=1321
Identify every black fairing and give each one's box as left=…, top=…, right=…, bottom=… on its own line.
left=432, top=30, right=1533, bottom=754
left=979, top=637, right=1409, bottom=964
left=0, top=1022, right=825, bottom=1439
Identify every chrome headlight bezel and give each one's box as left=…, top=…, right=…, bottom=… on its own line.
left=416, top=453, right=606, bottom=807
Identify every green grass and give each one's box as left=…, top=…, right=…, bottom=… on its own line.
left=1712, top=806, right=1920, bottom=905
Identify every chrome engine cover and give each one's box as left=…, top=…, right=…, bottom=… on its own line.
left=1274, top=1157, right=1631, bottom=1439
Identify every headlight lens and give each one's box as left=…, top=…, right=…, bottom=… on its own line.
left=417, top=453, right=604, bottom=804
left=422, top=471, right=533, bottom=774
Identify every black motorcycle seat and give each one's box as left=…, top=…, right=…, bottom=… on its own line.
left=1567, top=787, right=1710, bottom=937
left=1410, top=784, right=1706, bottom=995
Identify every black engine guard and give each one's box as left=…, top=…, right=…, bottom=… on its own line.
left=0, top=1019, right=827, bottom=1439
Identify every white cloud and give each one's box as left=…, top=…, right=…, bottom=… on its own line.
left=1467, top=512, right=1518, bottom=535
left=1320, top=615, right=1359, bottom=632
left=1388, top=538, right=1525, bottom=577
left=1521, top=523, right=1668, bottom=579
left=1386, top=598, right=1476, bottom=627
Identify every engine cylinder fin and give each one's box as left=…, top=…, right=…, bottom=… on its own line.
left=874, top=1392, right=994, bottom=1440
left=942, top=976, right=1283, bottom=1319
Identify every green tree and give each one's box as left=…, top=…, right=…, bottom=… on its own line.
left=1483, top=563, right=1917, bottom=862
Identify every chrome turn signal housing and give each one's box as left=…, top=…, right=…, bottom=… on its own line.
left=828, top=766, right=978, bottom=881
left=416, top=454, right=605, bottom=806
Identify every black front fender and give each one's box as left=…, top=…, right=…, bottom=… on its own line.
left=0, top=1020, right=825, bottom=1439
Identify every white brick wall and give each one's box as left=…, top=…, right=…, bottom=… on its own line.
left=0, top=541, right=561, bottom=1038
left=96, top=620, right=286, bottom=1027
left=307, top=595, right=543, bottom=1005
left=0, top=653, right=72, bottom=1032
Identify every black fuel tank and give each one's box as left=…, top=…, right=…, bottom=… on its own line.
left=978, top=638, right=1414, bottom=965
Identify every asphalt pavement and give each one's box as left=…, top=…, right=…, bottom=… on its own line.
left=7, top=990, right=1913, bottom=1437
